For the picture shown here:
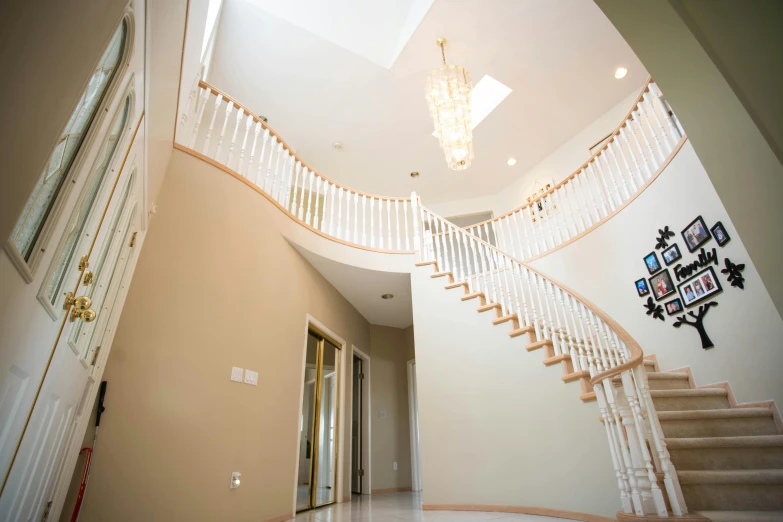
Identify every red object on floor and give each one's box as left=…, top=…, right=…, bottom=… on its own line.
left=69, top=447, right=93, bottom=522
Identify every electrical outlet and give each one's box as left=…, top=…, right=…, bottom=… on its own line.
left=230, top=367, right=243, bottom=382
left=393, top=461, right=398, bottom=471
left=244, top=369, right=258, bottom=386
left=379, top=410, right=386, bottom=419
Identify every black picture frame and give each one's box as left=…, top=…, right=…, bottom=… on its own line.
left=635, top=278, right=650, bottom=297
left=661, top=243, right=682, bottom=266
left=711, top=221, right=731, bottom=246
left=643, top=251, right=662, bottom=275
left=664, top=297, right=683, bottom=316
left=649, top=269, right=676, bottom=301
left=681, top=215, right=712, bottom=253
left=677, top=266, right=723, bottom=308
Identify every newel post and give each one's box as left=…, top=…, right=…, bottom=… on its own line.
left=411, top=192, right=421, bottom=260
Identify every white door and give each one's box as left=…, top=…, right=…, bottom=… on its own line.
left=0, top=102, right=141, bottom=521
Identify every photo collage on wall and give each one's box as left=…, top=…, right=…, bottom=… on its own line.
left=632, top=215, right=745, bottom=349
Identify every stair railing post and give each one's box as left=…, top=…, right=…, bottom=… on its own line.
left=411, top=192, right=421, bottom=260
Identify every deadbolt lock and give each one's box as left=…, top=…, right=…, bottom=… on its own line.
left=83, top=271, right=94, bottom=286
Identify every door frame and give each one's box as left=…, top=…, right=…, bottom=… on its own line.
left=351, top=345, right=371, bottom=496
left=407, top=358, right=422, bottom=492
left=292, top=314, right=346, bottom=515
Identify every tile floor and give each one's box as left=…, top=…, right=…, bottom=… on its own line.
left=290, top=492, right=572, bottom=521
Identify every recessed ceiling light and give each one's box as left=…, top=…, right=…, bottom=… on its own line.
left=507, top=158, right=517, bottom=166
left=381, top=294, right=394, bottom=300
left=614, top=67, right=628, bottom=79
left=410, top=171, right=420, bottom=178
left=333, top=142, right=343, bottom=150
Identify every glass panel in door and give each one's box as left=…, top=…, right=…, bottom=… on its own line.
left=295, top=333, right=319, bottom=512
left=314, top=339, right=339, bottom=507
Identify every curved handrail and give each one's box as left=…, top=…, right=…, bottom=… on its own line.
left=466, top=77, right=684, bottom=262
left=415, top=204, right=685, bottom=517
left=176, top=79, right=417, bottom=253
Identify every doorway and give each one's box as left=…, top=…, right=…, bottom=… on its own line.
left=296, top=329, right=341, bottom=513
left=407, top=359, right=423, bottom=492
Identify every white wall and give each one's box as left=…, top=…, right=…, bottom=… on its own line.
left=411, top=267, right=618, bottom=517
left=531, top=140, right=783, bottom=407
left=429, top=87, right=642, bottom=219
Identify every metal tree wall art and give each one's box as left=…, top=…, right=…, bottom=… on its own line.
left=721, top=258, right=746, bottom=289
left=673, top=301, right=718, bottom=349
left=655, top=226, right=675, bottom=249
left=644, top=297, right=665, bottom=321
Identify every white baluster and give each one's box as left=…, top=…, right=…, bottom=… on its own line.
left=395, top=201, right=401, bottom=250
left=627, top=115, right=653, bottom=179
left=252, top=128, right=269, bottom=186
left=593, top=158, right=619, bottom=211
left=321, top=181, right=330, bottom=232
left=237, top=114, right=253, bottom=174
left=313, top=176, right=322, bottom=229
left=643, top=90, right=672, bottom=155
left=215, top=101, right=234, bottom=163
left=378, top=199, right=384, bottom=249
left=202, top=94, right=223, bottom=155
left=329, top=184, right=336, bottom=236
left=362, top=195, right=367, bottom=246
left=636, top=103, right=664, bottom=165
left=188, top=87, right=211, bottom=149
left=620, top=125, right=646, bottom=187
left=386, top=199, right=392, bottom=250
left=297, top=166, right=308, bottom=220
left=602, top=147, right=630, bottom=201
left=290, top=161, right=302, bottom=214
left=337, top=188, right=344, bottom=239
left=305, top=169, right=315, bottom=225
left=403, top=200, right=410, bottom=250
left=649, top=82, right=681, bottom=143
left=226, top=108, right=244, bottom=170
left=277, top=151, right=292, bottom=203
left=370, top=198, right=375, bottom=247
left=178, top=72, right=201, bottom=138
left=244, top=122, right=261, bottom=178
left=353, top=192, right=359, bottom=243
left=608, top=138, right=635, bottom=196
left=411, top=193, right=420, bottom=256
left=428, top=212, right=440, bottom=270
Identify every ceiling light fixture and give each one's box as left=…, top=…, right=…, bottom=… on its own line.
left=507, top=158, right=517, bottom=166
left=381, top=294, right=394, bottom=300
left=333, top=142, right=343, bottom=150
left=410, top=171, right=420, bottom=178
left=425, top=37, right=474, bottom=171
left=614, top=67, right=628, bottom=79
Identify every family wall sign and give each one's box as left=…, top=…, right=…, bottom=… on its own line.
left=634, top=215, right=743, bottom=349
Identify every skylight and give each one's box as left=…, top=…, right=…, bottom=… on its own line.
left=432, top=75, right=512, bottom=136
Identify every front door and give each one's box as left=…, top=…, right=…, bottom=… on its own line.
left=0, top=104, right=142, bottom=521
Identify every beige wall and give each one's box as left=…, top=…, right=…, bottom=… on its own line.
left=596, top=0, right=783, bottom=321
left=79, top=150, right=371, bottom=522
left=368, top=325, right=414, bottom=491
left=532, top=141, right=783, bottom=407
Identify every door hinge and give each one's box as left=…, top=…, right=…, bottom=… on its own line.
left=91, top=346, right=102, bottom=366
left=358, top=373, right=365, bottom=380
left=78, top=254, right=90, bottom=271
left=129, top=231, right=137, bottom=248
left=358, top=469, right=364, bottom=477
left=40, top=501, right=52, bottom=522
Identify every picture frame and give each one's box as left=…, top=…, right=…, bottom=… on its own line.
left=677, top=266, right=723, bottom=308
left=635, top=278, right=650, bottom=297
left=681, top=215, right=712, bottom=253
left=711, top=221, right=731, bottom=247
left=661, top=243, right=682, bottom=266
left=649, top=269, right=676, bottom=301
left=643, top=251, right=662, bottom=275
left=664, top=297, right=683, bottom=316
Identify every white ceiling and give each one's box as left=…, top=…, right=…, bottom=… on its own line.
left=208, top=0, right=647, bottom=205
left=291, top=243, right=413, bottom=328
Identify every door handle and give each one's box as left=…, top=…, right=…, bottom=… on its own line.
left=63, top=292, right=97, bottom=323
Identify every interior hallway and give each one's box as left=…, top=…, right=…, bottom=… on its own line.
left=291, top=492, right=573, bottom=521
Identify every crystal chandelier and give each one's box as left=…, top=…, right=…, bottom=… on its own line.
left=425, top=37, right=474, bottom=171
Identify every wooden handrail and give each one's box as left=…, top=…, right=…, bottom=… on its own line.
left=421, top=204, right=643, bottom=382
left=466, top=76, right=654, bottom=231
left=198, top=80, right=411, bottom=202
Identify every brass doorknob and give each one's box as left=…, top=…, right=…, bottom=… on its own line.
left=63, top=292, right=95, bottom=322
left=70, top=307, right=97, bottom=323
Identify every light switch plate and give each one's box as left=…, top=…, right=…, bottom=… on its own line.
left=231, top=367, right=244, bottom=382
left=379, top=410, right=387, bottom=419
left=244, top=369, right=258, bottom=386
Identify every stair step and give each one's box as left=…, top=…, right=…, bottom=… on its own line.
left=543, top=354, right=571, bottom=366
left=431, top=271, right=452, bottom=279
left=509, top=325, right=534, bottom=338
left=694, top=511, right=783, bottom=522
left=562, top=370, right=590, bottom=383
left=415, top=260, right=437, bottom=267
left=678, top=469, right=783, bottom=511
left=646, top=371, right=692, bottom=390
left=461, top=292, right=484, bottom=302
left=492, top=314, right=518, bottom=326
left=477, top=303, right=501, bottom=313
left=526, top=339, right=553, bottom=352
left=580, top=392, right=596, bottom=402
left=659, top=408, right=777, bottom=438
left=667, top=435, right=783, bottom=470
left=650, top=388, right=731, bottom=411
left=444, top=282, right=467, bottom=290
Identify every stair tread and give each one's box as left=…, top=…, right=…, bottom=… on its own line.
left=415, top=261, right=437, bottom=267
left=563, top=370, right=590, bottom=382
left=650, top=388, right=728, bottom=398
left=461, top=292, right=484, bottom=301
left=646, top=371, right=690, bottom=380
left=509, top=326, right=534, bottom=338
left=695, top=511, right=783, bottom=522
left=526, top=339, right=553, bottom=351
left=477, top=303, right=501, bottom=312
left=678, top=469, right=783, bottom=485
left=666, top=435, right=783, bottom=449
left=543, top=354, right=571, bottom=366
left=431, top=271, right=452, bottom=278
left=658, top=408, right=773, bottom=420
left=492, top=314, right=517, bottom=325
left=445, top=282, right=467, bottom=290
left=580, top=392, right=596, bottom=402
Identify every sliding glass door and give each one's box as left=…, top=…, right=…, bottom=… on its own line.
left=297, top=329, right=340, bottom=512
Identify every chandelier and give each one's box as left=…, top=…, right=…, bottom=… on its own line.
left=425, top=37, right=474, bottom=171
